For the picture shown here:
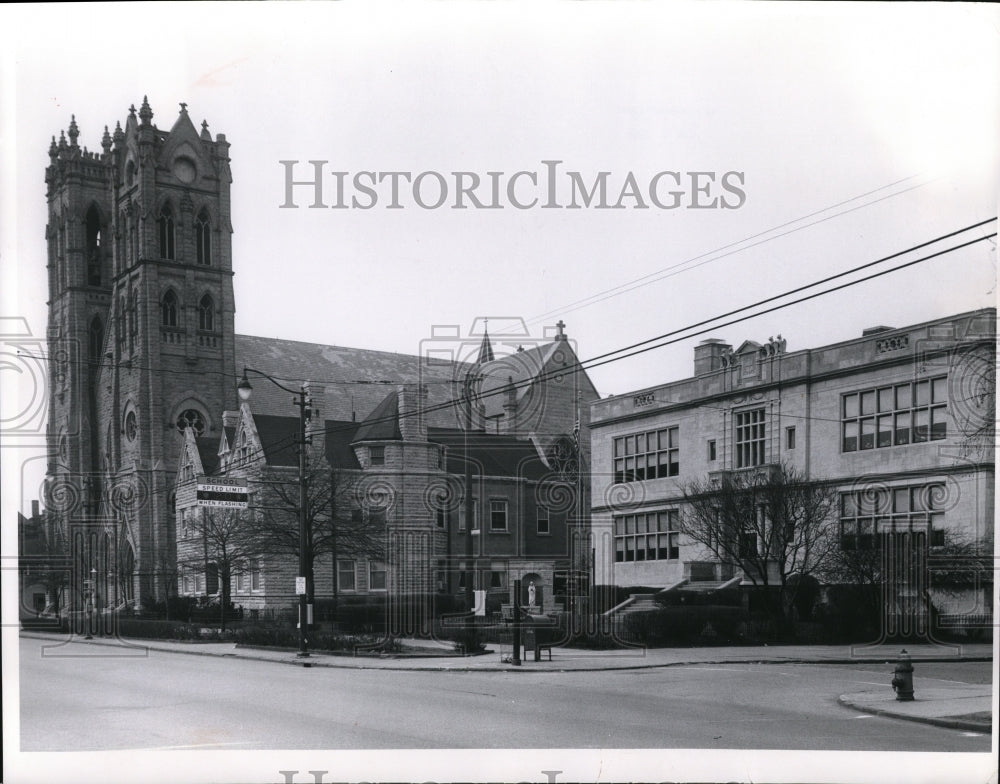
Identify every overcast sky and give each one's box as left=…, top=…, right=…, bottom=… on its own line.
left=1, top=3, right=997, bottom=781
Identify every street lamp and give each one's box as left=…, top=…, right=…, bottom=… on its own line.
left=238, top=368, right=312, bottom=659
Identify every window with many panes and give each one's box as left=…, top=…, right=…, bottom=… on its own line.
left=614, top=510, right=680, bottom=562
left=613, top=426, right=679, bottom=484
left=839, top=483, right=946, bottom=550
left=369, top=445, right=385, bottom=465
left=735, top=408, right=766, bottom=468
left=842, top=377, right=946, bottom=452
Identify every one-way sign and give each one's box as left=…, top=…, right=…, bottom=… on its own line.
left=196, top=478, right=249, bottom=509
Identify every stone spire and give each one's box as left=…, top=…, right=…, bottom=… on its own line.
left=138, top=95, right=153, bottom=125
left=67, top=115, right=79, bottom=148
left=477, top=319, right=495, bottom=364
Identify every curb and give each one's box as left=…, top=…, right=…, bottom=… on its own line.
left=837, top=695, right=993, bottom=733
left=18, top=632, right=993, bottom=672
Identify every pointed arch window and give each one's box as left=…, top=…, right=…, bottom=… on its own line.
left=158, top=204, right=175, bottom=260
left=130, top=208, right=139, bottom=264
left=161, top=290, right=179, bottom=328
left=118, top=296, right=127, bottom=346
left=195, top=210, right=211, bottom=266
left=117, top=211, right=127, bottom=268
left=197, top=294, right=215, bottom=332
left=85, top=205, right=102, bottom=286
left=88, top=316, right=104, bottom=363
left=129, top=288, right=139, bottom=338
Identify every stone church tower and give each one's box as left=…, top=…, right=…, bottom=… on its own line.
left=45, top=98, right=237, bottom=609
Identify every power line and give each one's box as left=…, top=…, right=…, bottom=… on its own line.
left=42, top=220, right=996, bottom=502
left=258, top=223, right=996, bottom=453
left=516, top=174, right=937, bottom=328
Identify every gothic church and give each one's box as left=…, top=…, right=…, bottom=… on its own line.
left=45, top=98, right=598, bottom=612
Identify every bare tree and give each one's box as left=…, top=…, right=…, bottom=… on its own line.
left=247, top=464, right=386, bottom=612
left=679, top=464, right=839, bottom=627
left=817, top=526, right=995, bottom=629
left=180, top=507, right=257, bottom=630
left=951, top=342, right=996, bottom=460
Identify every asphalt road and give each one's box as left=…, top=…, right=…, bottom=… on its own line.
left=18, top=638, right=991, bottom=752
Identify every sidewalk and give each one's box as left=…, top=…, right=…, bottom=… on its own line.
left=839, top=685, right=993, bottom=733
left=19, top=629, right=992, bottom=672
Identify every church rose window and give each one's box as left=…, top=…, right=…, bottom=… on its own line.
left=176, top=409, right=206, bottom=436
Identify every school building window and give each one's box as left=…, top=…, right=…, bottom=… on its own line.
left=735, top=408, right=766, bottom=468
left=614, top=510, right=680, bottom=562
left=613, top=426, right=679, bottom=484
left=839, top=483, right=946, bottom=550
left=842, top=377, right=947, bottom=452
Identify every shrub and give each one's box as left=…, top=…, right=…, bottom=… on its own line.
left=232, top=625, right=399, bottom=653
left=623, top=605, right=747, bottom=646
left=316, top=593, right=468, bottom=635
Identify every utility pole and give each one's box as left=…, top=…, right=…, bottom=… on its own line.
left=293, top=388, right=311, bottom=658
left=463, top=372, right=475, bottom=625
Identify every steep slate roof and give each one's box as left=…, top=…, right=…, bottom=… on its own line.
left=234, top=332, right=598, bottom=432
left=427, top=427, right=549, bottom=480
left=234, top=334, right=468, bottom=426
left=195, top=436, right=221, bottom=475
left=352, top=391, right=402, bottom=443
left=250, top=414, right=362, bottom=469
left=476, top=340, right=600, bottom=418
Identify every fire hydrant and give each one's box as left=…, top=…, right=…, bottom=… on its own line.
left=891, top=649, right=914, bottom=702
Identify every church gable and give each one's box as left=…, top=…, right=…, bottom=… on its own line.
left=157, top=104, right=217, bottom=189
left=175, top=425, right=204, bottom=483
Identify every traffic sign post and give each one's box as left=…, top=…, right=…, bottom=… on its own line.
left=196, top=478, right=249, bottom=509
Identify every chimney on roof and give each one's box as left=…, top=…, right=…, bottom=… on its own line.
left=501, top=376, right=518, bottom=436
left=222, top=410, right=239, bottom=429
left=694, top=339, right=732, bottom=376
left=304, top=382, right=326, bottom=458
left=32, top=499, right=39, bottom=519
left=862, top=325, right=895, bottom=336
left=398, top=384, right=427, bottom=441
